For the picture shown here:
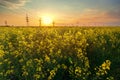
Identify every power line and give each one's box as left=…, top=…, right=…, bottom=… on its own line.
left=1, top=7, right=35, bottom=26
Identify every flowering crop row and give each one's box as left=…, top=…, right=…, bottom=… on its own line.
left=0, top=27, right=119, bottom=80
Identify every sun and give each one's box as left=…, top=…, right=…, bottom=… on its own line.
left=42, top=16, right=53, bottom=26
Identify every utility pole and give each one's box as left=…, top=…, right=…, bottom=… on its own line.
left=52, top=21, right=55, bottom=27
left=76, top=21, right=79, bottom=27
left=5, top=20, right=8, bottom=26
left=39, top=18, right=42, bottom=27
left=26, top=14, right=29, bottom=26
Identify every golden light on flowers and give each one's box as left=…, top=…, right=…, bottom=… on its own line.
left=42, top=16, right=53, bottom=26
left=0, top=27, right=119, bottom=80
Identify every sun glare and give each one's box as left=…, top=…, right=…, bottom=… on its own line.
left=42, top=16, right=53, bottom=26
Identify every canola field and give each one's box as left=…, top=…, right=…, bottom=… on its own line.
left=0, top=27, right=120, bottom=80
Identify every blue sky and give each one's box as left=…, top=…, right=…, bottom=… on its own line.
left=0, top=0, right=120, bottom=26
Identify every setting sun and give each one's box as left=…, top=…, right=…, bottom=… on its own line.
left=42, top=16, right=53, bottom=26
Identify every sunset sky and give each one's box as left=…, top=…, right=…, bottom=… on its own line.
left=0, top=0, right=120, bottom=26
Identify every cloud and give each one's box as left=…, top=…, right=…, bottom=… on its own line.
left=77, top=8, right=120, bottom=23
left=103, top=10, right=120, bottom=19
left=0, top=0, right=30, bottom=9
left=94, top=10, right=120, bottom=22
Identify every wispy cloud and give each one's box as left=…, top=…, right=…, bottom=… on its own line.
left=77, top=8, right=120, bottom=23
left=103, top=10, right=120, bottom=19
left=0, top=0, right=30, bottom=9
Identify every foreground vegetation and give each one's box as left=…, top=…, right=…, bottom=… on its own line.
left=0, top=27, right=120, bottom=80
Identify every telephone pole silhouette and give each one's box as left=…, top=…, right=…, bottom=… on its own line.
left=39, top=18, right=42, bottom=27
left=26, top=14, right=29, bottom=26
left=5, top=20, right=8, bottom=26
left=52, top=21, right=55, bottom=27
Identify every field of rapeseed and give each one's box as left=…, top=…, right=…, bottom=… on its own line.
left=0, top=27, right=120, bottom=80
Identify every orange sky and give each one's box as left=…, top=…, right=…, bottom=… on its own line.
left=0, top=0, right=120, bottom=26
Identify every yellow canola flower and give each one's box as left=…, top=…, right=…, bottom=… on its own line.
left=22, top=71, right=28, bottom=76
left=61, top=64, right=67, bottom=69
left=95, top=60, right=111, bottom=76
left=75, top=67, right=82, bottom=74
left=48, top=70, right=56, bottom=80
left=6, top=69, right=14, bottom=75
left=36, top=67, right=42, bottom=72
left=34, top=74, right=40, bottom=79
left=45, top=54, right=50, bottom=62
left=0, top=50, right=4, bottom=57
left=19, top=59, right=24, bottom=63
